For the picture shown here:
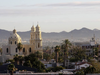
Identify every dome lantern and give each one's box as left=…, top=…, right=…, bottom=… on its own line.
left=13, top=29, right=16, bottom=34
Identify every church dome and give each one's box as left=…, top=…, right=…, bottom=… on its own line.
left=9, top=29, right=21, bottom=44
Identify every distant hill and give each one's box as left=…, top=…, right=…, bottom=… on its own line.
left=0, top=27, right=100, bottom=47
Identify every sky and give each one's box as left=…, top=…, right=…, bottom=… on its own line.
left=0, top=0, right=100, bottom=32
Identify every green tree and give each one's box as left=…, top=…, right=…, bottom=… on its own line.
left=24, top=53, right=46, bottom=72
left=71, top=46, right=86, bottom=62
left=90, top=62, right=100, bottom=73
left=24, top=60, right=32, bottom=68
left=75, top=70, right=84, bottom=75
left=85, top=66, right=96, bottom=74
left=51, top=52, right=55, bottom=59
left=94, top=47, right=98, bottom=56
left=34, top=51, right=42, bottom=59
left=5, top=59, right=15, bottom=63
left=55, top=46, right=60, bottom=66
left=58, top=52, right=64, bottom=63
left=7, top=64, right=17, bottom=75
left=43, top=53, right=51, bottom=61
left=61, top=39, right=72, bottom=67
left=19, top=56, right=24, bottom=65
left=13, top=54, right=20, bottom=65
left=17, top=43, right=23, bottom=54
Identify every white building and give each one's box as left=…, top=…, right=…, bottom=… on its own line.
left=0, top=24, right=43, bottom=62
left=75, top=62, right=91, bottom=70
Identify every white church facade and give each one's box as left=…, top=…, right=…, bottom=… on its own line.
left=0, top=24, right=43, bottom=62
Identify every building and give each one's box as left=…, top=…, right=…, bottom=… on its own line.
left=82, top=35, right=99, bottom=56
left=75, top=62, right=91, bottom=70
left=0, top=24, right=43, bottom=62
left=98, top=45, right=100, bottom=62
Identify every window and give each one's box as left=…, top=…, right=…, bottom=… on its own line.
left=7, top=48, right=8, bottom=53
left=15, top=41, right=16, bottom=44
left=38, top=43, right=40, bottom=48
left=29, top=48, right=31, bottom=52
left=23, top=48, right=25, bottom=52
left=11, top=41, right=12, bottom=44
left=16, top=48, right=17, bottom=52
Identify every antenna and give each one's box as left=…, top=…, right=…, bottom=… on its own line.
left=14, top=26, right=15, bottom=29
left=37, top=21, right=39, bottom=25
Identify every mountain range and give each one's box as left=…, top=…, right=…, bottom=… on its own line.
left=0, top=27, right=100, bottom=47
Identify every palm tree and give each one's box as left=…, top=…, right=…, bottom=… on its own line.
left=17, top=43, right=23, bottom=55
left=55, top=46, right=60, bottom=66
left=19, top=56, right=24, bottom=66
left=14, top=54, right=20, bottom=65
left=7, top=64, right=17, bottom=75
left=62, top=39, right=72, bottom=68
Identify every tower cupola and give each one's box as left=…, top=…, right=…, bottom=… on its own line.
left=13, top=29, right=16, bottom=34
left=31, top=25, right=35, bottom=32
left=36, top=24, right=40, bottom=32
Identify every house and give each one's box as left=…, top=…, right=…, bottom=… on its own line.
left=75, top=62, right=91, bottom=70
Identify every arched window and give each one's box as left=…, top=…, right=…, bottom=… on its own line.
left=29, top=48, right=31, bottom=52
left=11, top=41, right=12, bottom=44
left=23, top=48, right=25, bottom=52
left=6, top=48, right=8, bottom=53
left=38, top=43, right=40, bottom=48
left=16, top=48, right=17, bottom=52
left=15, top=41, right=16, bottom=44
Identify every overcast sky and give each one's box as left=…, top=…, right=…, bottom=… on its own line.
left=0, top=0, right=100, bottom=32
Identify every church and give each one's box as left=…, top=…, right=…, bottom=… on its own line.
left=0, top=24, right=43, bottom=62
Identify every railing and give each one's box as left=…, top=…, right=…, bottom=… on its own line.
left=0, top=73, right=75, bottom=75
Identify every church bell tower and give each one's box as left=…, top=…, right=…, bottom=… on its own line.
left=30, top=23, right=42, bottom=50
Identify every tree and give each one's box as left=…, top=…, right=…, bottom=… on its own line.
left=34, top=51, right=42, bottom=59
left=85, top=66, right=96, bottom=74
left=24, top=53, right=46, bottom=72
left=24, top=60, right=32, bottom=68
left=61, top=39, right=72, bottom=67
left=90, top=62, right=100, bottom=73
left=55, top=46, right=60, bottom=66
left=19, top=56, right=24, bottom=66
left=13, top=54, right=20, bottom=65
left=94, top=47, right=98, bottom=57
left=71, top=47, right=86, bottom=62
left=58, top=52, right=64, bottom=63
left=5, top=59, right=15, bottom=63
left=75, top=70, right=84, bottom=75
left=51, top=52, right=55, bottom=59
left=43, top=53, right=51, bottom=61
left=17, top=43, right=23, bottom=54
left=7, top=64, right=17, bottom=75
